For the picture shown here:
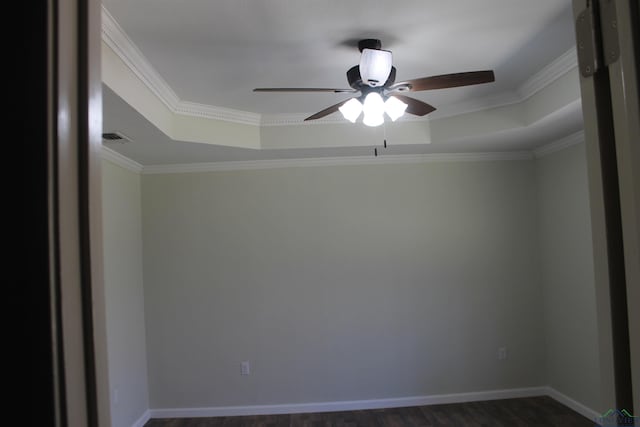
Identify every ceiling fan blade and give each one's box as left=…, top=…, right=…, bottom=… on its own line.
left=304, top=99, right=352, bottom=121
left=254, top=88, right=357, bottom=93
left=392, top=95, right=436, bottom=116
left=391, top=70, right=495, bottom=92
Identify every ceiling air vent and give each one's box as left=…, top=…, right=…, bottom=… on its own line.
left=102, top=131, right=132, bottom=144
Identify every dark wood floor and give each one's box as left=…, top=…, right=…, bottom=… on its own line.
left=144, top=396, right=596, bottom=426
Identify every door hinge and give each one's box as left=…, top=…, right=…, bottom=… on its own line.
left=576, top=3, right=599, bottom=77
left=599, top=0, right=620, bottom=67
left=575, top=0, right=620, bottom=77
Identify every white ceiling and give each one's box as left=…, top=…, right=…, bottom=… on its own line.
left=101, top=0, right=582, bottom=165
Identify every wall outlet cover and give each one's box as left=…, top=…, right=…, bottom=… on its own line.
left=241, top=361, right=251, bottom=375
left=498, top=347, right=508, bottom=360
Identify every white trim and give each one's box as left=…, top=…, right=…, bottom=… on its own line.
left=430, top=92, right=521, bottom=120
left=101, top=6, right=260, bottom=126
left=533, top=131, right=584, bottom=158
left=175, top=101, right=260, bottom=126
left=101, top=146, right=144, bottom=173
left=136, top=387, right=600, bottom=422
left=149, top=387, right=546, bottom=418
left=101, top=7, right=180, bottom=111
left=545, top=387, right=600, bottom=422
left=260, top=92, right=523, bottom=125
left=260, top=111, right=434, bottom=127
left=434, top=48, right=578, bottom=120
left=518, top=48, right=578, bottom=100
left=261, top=112, right=361, bottom=126
left=261, top=89, right=520, bottom=124
left=130, top=409, right=151, bottom=427
left=141, top=151, right=532, bottom=174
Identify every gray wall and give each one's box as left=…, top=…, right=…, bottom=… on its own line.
left=535, top=143, right=600, bottom=410
left=102, top=160, right=150, bottom=426
left=141, top=160, right=545, bottom=408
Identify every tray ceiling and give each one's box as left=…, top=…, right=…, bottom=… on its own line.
left=101, top=0, right=583, bottom=165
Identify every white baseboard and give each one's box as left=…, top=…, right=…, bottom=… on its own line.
left=131, top=409, right=151, bottom=427
left=545, top=386, right=600, bottom=422
left=145, top=386, right=600, bottom=422
left=149, top=386, right=546, bottom=418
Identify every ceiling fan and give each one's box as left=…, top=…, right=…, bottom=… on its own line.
left=254, top=39, right=495, bottom=126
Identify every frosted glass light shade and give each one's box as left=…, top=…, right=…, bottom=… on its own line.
left=384, top=96, right=408, bottom=121
left=359, top=49, right=392, bottom=87
left=362, top=92, right=385, bottom=116
left=362, top=92, right=385, bottom=127
left=362, top=113, right=384, bottom=127
left=338, top=98, right=363, bottom=123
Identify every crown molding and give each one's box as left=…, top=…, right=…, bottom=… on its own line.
left=260, top=112, right=432, bottom=126
left=434, top=47, right=578, bottom=120
left=518, top=48, right=578, bottom=100
left=141, top=151, right=532, bottom=174
left=261, top=112, right=352, bottom=126
left=175, top=101, right=260, bottom=126
left=260, top=90, right=521, bottom=125
left=101, top=7, right=180, bottom=111
left=431, top=91, right=521, bottom=120
left=102, top=6, right=260, bottom=126
left=102, top=6, right=579, bottom=128
left=533, top=130, right=584, bottom=158
left=101, top=146, right=144, bottom=173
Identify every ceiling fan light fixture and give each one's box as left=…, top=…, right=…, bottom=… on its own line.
left=339, top=98, right=363, bottom=123
left=359, top=48, right=392, bottom=87
left=384, top=96, right=408, bottom=121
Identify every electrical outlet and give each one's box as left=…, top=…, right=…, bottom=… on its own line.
left=498, top=347, right=507, bottom=360
left=113, top=387, right=119, bottom=405
left=241, top=361, right=251, bottom=375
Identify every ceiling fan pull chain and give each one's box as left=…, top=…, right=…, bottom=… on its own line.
left=383, top=121, right=388, bottom=148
